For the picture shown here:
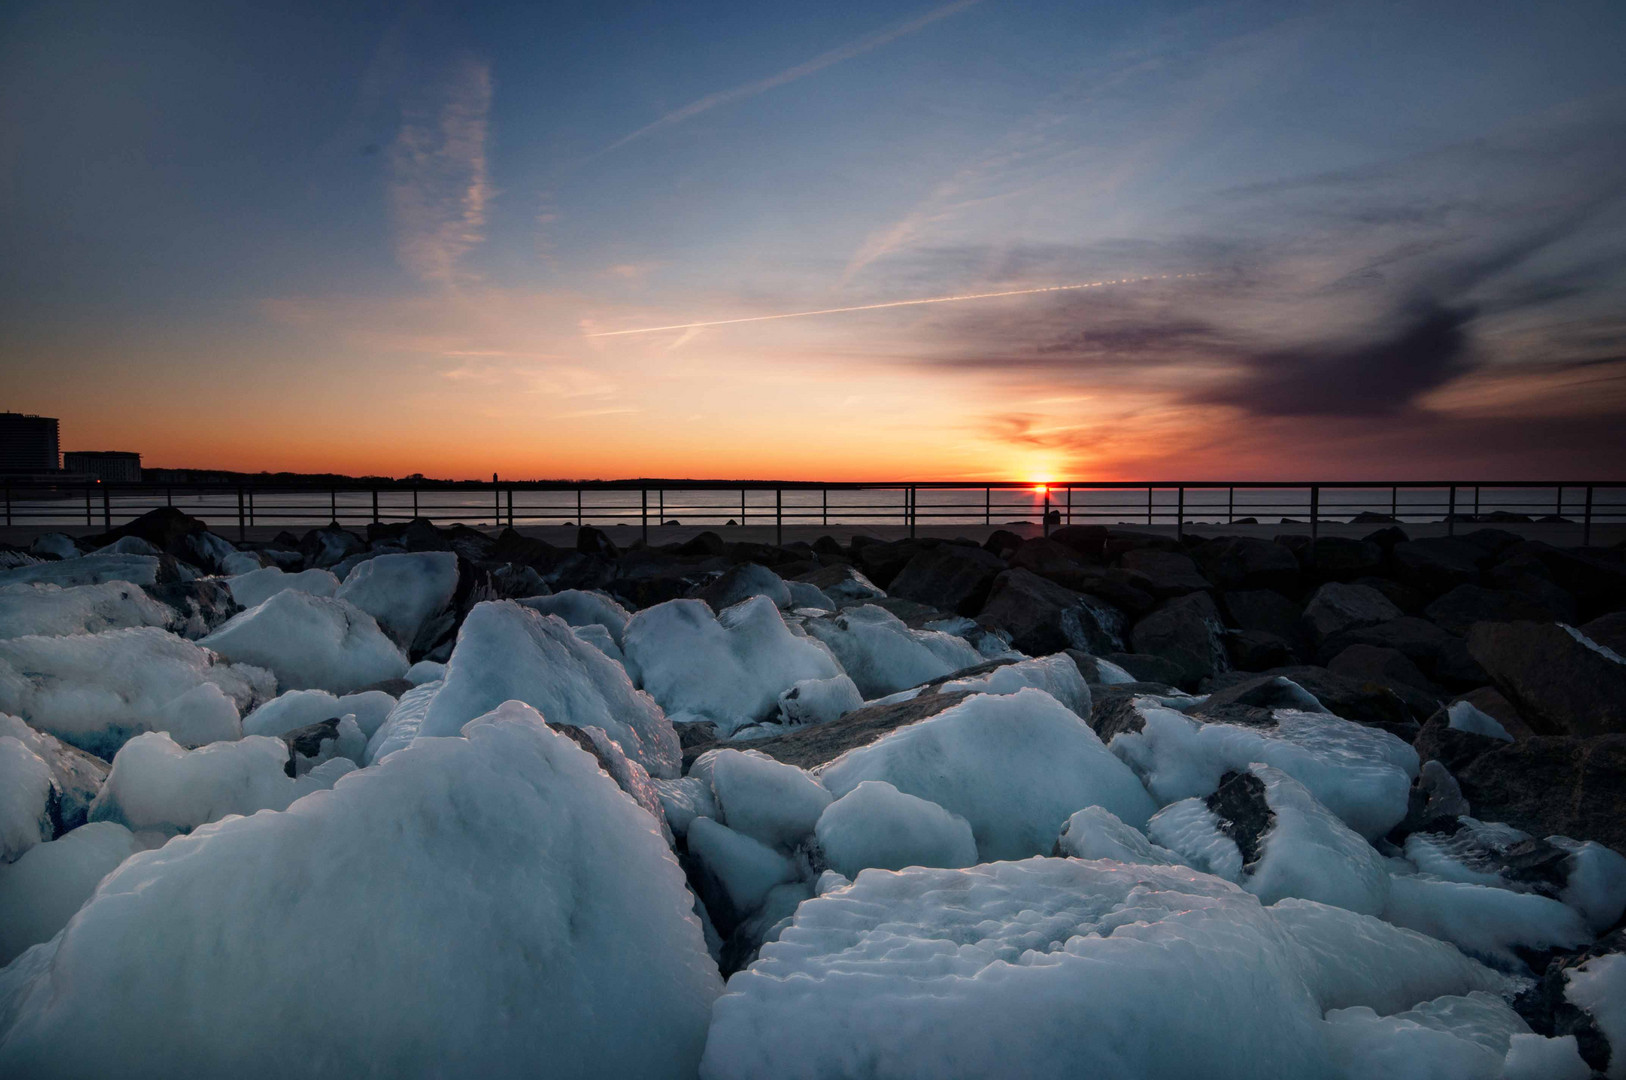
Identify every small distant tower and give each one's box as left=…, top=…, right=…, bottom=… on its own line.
left=0, top=412, right=60, bottom=474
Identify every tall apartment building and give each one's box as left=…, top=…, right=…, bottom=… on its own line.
left=63, top=450, right=143, bottom=483
left=0, top=412, right=60, bottom=474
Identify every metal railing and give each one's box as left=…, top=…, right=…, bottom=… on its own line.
left=3, top=478, right=1623, bottom=547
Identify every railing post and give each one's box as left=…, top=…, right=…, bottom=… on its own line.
left=1227, top=486, right=1234, bottom=524
left=1309, top=485, right=1319, bottom=541
left=775, top=488, right=782, bottom=547
left=1176, top=486, right=1184, bottom=540
left=1584, top=486, right=1594, bottom=547
left=103, top=485, right=112, bottom=531
left=1066, top=485, right=1072, bottom=525
left=492, top=475, right=499, bottom=528
left=247, top=487, right=254, bottom=528
left=822, top=487, right=828, bottom=527
left=166, top=486, right=173, bottom=507
left=576, top=486, right=582, bottom=526
left=3, top=484, right=9, bottom=527
left=1473, top=485, right=1480, bottom=520
left=412, top=482, right=419, bottom=521
left=85, top=481, right=93, bottom=527
left=658, top=487, right=664, bottom=525
left=908, top=487, right=916, bottom=539
left=1555, top=486, right=1563, bottom=519
left=1042, top=488, right=1052, bottom=537
left=1147, top=486, right=1153, bottom=526
left=237, top=487, right=245, bottom=542
left=1447, top=486, right=1456, bottom=536
left=641, top=487, right=648, bottom=544
left=1391, top=485, right=1398, bottom=521
left=741, top=489, right=746, bottom=525
left=373, top=487, right=380, bottom=526
left=507, top=486, right=513, bottom=528
left=330, top=488, right=337, bottom=524
left=985, top=486, right=990, bottom=526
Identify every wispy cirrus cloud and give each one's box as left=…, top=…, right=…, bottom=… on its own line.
left=599, top=0, right=981, bottom=155
left=388, top=53, right=493, bottom=287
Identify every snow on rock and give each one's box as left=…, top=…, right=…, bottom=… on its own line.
left=687, top=816, right=798, bottom=921
left=1446, top=699, right=1514, bottom=742
left=700, top=859, right=1509, bottom=1080
left=28, top=534, right=79, bottom=561
left=93, top=536, right=163, bottom=557
left=0, top=553, right=164, bottom=589
left=786, top=580, right=835, bottom=611
left=0, top=822, right=143, bottom=966
left=88, top=731, right=354, bottom=838
left=1501, top=1034, right=1592, bottom=1080
left=572, top=622, right=623, bottom=662
left=700, top=748, right=831, bottom=849
left=421, top=601, right=680, bottom=778
left=1056, top=805, right=1181, bottom=865
left=517, top=589, right=632, bottom=645
left=0, top=715, right=107, bottom=830
left=200, top=590, right=407, bottom=694
left=819, top=687, right=1157, bottom=860
left=552, top=724, right=671, bottom=844
left=1109, top=704, right=1418, bottom=840
left=363, top=679, right=439, bottom=765
left=803, top=604, right=982, bottom=700
left=0, top=737, right=55, bottom=863
left=938, top=653, right=1092, bottom=718
left=0, top=701, right=721, bottom=1079
left=218, top=550, right=264, bottom=576
left=813, top=780, right=977, bottom=878
left=241, top=688, right=398, bottom=740
left=148, top=680, right=243, bottom=747
left=696, top=564, right=793, bottom=610
left=777, top=673, right=863, bottom=726
left=1402, top=818, right=1626, bottom=933
left=334, top=551, right=460, bottom=653
left=1382, top=873, right=1591, bottom=968
left=624, top=597, right=841, bottom=738
left=404, top=659, right=445, bottom=685
left=0, top=627, right=273, bottom=758
left=223, top=566, right=339, bottom=609
left=655, top=775, right=718, bottom=839
left=1149, top=765, right=1391, bottom=915
left=0, top=581, right=174, bottom=640
left=1565, top=953, right=1626, bottom=1079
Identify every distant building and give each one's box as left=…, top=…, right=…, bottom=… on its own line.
left=0, top=412, right=60, bottom=474
left=64, top=451, right=142, bottom=483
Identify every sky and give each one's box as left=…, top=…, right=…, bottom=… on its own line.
left=3, top=0, right=1625, bottom=482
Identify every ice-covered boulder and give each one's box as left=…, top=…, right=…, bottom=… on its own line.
left=694, top=563, right=792, bottom=610
left=697, top=749, right=831, bottom=849
left=1109, top=703, right=1418, bottom=840
left=0, top=553, right=165, bottom=589
left=334, top=551, right=460, bottom=654
left=819, top=687, right=1157, bottom=860
left=700, top=858, right=1508, bottom=1080
left=1564, top=953, right=1626, bottom=1079
left=0, top=701, right=721, bottom=1078
left=0, top=715, right=107, bottom=831
left=364, top=679, right=439, bottom=765
left=814, top=780, right=977, bottom=878
left=1383, top=873, right=1591, bottom=968
left=0, top=581, right=174, bottom=640
left=802, top=604, right=982, bottom=699
left=687, top=816, right=798, bottom=922
left=624, top=597, right=842, bottom=737
left=777, top=674, right=863, bottom=726
left=1055, top=805, right=1181, bottom=865
left=936, top=653, right=1092, bottom=718
left=421, top=601, right=680, bottom=778
left=241, top=688, right=397, bottom=741
left=405, top=659, right=445, bottom=685
left=224, top=566, right=339, bottom=609
left=517, top=589, right=632, bottom=645
left=0, top=627, right=273, bottom=757
left=200, top=591, right=407, bottom=694
left=28, top=534, right=79, bottom=561
left=0, top=736, right=56, bottom=863
left=1148, top=765, right=1391, bottom=915
left=88, top=731, right=354, bottom=838
left=0, top=822, right=142, bottom=965
left=550, top=723, right=671, bottom=844
left=1323, top=991, right=1537, bottom=1079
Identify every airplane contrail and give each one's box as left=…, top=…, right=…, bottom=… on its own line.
left=585, top=274, right=1197, bottom=337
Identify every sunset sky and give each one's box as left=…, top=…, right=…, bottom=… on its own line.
left=3, top=0, right=1625, bottom=481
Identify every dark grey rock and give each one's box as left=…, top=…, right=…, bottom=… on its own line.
left=1302, top=582, right=1403, bottom=644
left=1515, top=929, right=1625, bottom=1074
left=1412, top=709, right=1508, bottom=774
left=888, top=544, right=1006, bottom=616
left=694, top=691, right=976, bottom=770
left=1130, top=591, right=1229, bottom=688
left=1456, top=734, right=1626, bottom=853
left=1102, top=652, right=1187, bottom=686
left=1580, top=611, right=1626, bottom=658
left=1221, top=589, right=1304, bottom=643
left=1327, top=644, right=1442, bottom=720
left=1192, top=537, right=1300, bottom=593
left=978, top=568, right=1126, bottom=656
left=1223, top=629, right=1297, bottom=672
left=1467, top=621, right=1626, bottom=737
left=1305, top=537, right=1384, bottom=581
left=1119, top=549, right=1212, bottom=597
left=1208, top=770, right=1272, bottom=867
left=1423, top=584, right=1568, bottom=636
left=1392, top=538, right=1486, bottom=595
